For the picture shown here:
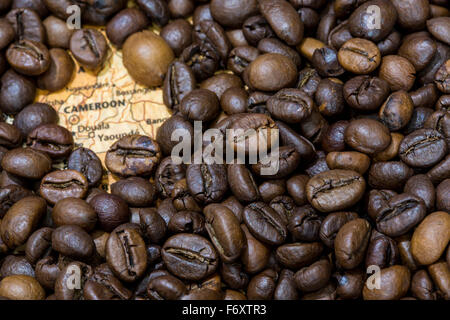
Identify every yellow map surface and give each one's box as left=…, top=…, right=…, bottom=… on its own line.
left=35, top=28, right=172, bottom=186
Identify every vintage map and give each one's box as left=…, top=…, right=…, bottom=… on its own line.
left=35, top=27, right=172, bottom=187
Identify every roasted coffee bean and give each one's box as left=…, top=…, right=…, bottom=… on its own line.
left=338, top=38, right=381, bottom=75
left=90, top=193, right=130, bottom=233
left=335, top=218, right=371, bottom=269
left=368, top=161, right=414, bottom=190
left=319, top=211, right=359, bottom=248
left=326, top=151, right=371, bottom=175
left=200, top=73, right=243, bottom=99
left=186, top=164, right=227, bottom=204
left=7, top=39, right=50, bottom=76
left=343, top=76, right=390, bottom=112
left=243, top=202, right=287, bottom=246
left=404, top=175, right=436, bottom=212
left=427, top=17, right=450, bottom=45
left=155, top=156, right=185, bottom=198
left=258, top=38, right=301, bottom=67
left=106, top=225, right=147, bottom=282
left=252, top=146, right=300, bottom=179
left=37, top=48, right=74, bottom=92
left=348, top=0, right=397, bottom=42
left=378, top=91, right=414, bottom=131
left=379, top=55, right=416, bottom=92
left=427, top=155, right=450, bottom=185
left=242, top=15, right=274, bottom=46
left=210, top=0, right=258, bottom=28
left=363, top=265, right=411, bottom=300
left=391, top=0, right=430, bottom=31
left=52, top=225, right=94, bottom=260
left=0, top=196, right=46, bottom=248
left=411, top=211, right=450, bottom=266
left=399, top=128, right=447, bottom=168
left=334, top=269, right=365, bottom=300
left=436, top=179, right=450, bottom=212
left=247, top=269, right=278, bottom=300
left=435, top=60, right=450, bottom=94
left=275, top=242, right=323, bottom=270
left=6, top=8, right=45, bottom=43
left=168, top=210, right=205, bottom=235
left=106, top=135, right=161, bottom=177
left=227, top=46, right=259, bottom=76
left=179, top=89, right=220, bottom=122
left=0, top=123, right=22, bottom=148
left=220, top=87, right=249, bottom=115
left=171, top=178, right=202, bottom=212
left=312, top=46, right=343, bottom=77
left=43, top=16, right=74, bottom=49
left=259, top=180, right=285, bottom=203
left=247, top=53, right=297, bottom=92
left=134, top=207, right=166, bottom=244
left=84, top=264, right=132, bottom=300
left=54, top=262, right=93, bottom=300
left=398, top=36, right=437, bottom=72
left=67, top=147, right=103, bottom=187
left=0, top=275, right=45, bottom=300
left=344, top=119, right=391, bottom=155
left=306, top=169, right=365, bottom=213
left=160, top=19, right=192, bottom=57
left=52, top=198, right=97, bottom=231
left=0, top=185, right=33, bottom=218
left=411, top=270, right=437, bottom=300
left=204, top=204, right=245, bottom=263
left=167, top=0, right=194, bottom=18
left=296, top=67, right=321, bottom=97
left=181, top=42, right=220, bottom=81
left=0, top=255, right=35, bottom=278
left=39, top=170, right=88, bottom=205
left=27, top=124, right=74, bottom=159
left=269, top=196, right=295, bottom=224
left=287, top=205, right=322, bottom=242
left=315, top=78, right=345, bottom=117
left=295, top=258, right=331, bottom=292
left=147, top=274, right=186, bottom=300
left=111, top=177, right=155, bottom=207
left=259, top=0, right=303, bottom=46
left=163, top=61, right=196, bottom=110
left=428, top=261, right=450, bottom=299
left=70, top=28, right=108, bottom=70
left=267, top=89, right=313, bottom=123
left=286, top=175, right=308, bottom=206
left=376, top=193, right=427, bottom=237
left=162, top=233, right=218, bottom=281
left=136, top=0, right=169, bottom=27
left=193, top=20, right=231, bottom=63
left=377, top=29, right=402, bottom=55
left=13, top=103, right=58, bottom=137
left=410, top=84, right=439, bottom=109
left=1, top=147, right=51, bottom=180
left=106, top=8, right=149, bottom=48
left=157, top=114, right=193, bottom=156
left=366, top=230, right=399, bottom=269
left=418, top=41, right=450, bottom=86
left=0, top=19, right=15, bottom=51
left=0, top=69, right=36, bottom=115
left=321, top=120, right=348, bottom=152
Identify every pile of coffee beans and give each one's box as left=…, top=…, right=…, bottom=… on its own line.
left=0, top=0, right=449, bottom=300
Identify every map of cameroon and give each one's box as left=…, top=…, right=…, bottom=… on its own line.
left=35, top=27, right=172, bottom=185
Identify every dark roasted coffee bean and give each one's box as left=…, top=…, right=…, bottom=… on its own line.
left=179, top=89, right=220, bottom=122
left=242, top=15, right=274, bottom=46
left=258, top=38, right=301, bottom=67
left=435, top=60, right=450, bottom=94
left=0, top=185, right=33, bottom=218
left=243, top=202, right=287, bottom=245
left=181, top=42, right=220, bottom=81
left=186, top=164, right=227, bottom=204
left=24, top=227, right=52, bottom=264
left=427, top=17, right=450, bottom=45
left=275, top=242, right=323, bottom=270
left=252, top=146, right=300, bottom=179
left=345, top=119, right=391, bottom=155
left=221, top=87, right=249, bottom=115
left=0, top=19, right=15, bottom=51
left=106, top=225, right=147, bottom=282
left=162, top=233, right=218, bottom=281
left=210, top=0, right=258, bottom=28
left=168, top=210, right=205, bottom=235
left=227, top=164, right=260, bottom=203
left=68, top=147, right=103, bottom=187
left=227, top=45, right=259, bottom=76
left=334, top=269, right=365, bottom=300
left=306, top=169, right=365, bottom=213
left=343, top=76, right=390, bottom=112
left=194, top=20, right=231, bottom=63
left=106, top=135, right=161, bottom=177
left=267, top=89, right=313, bottom=123
left=335, top=218, right=371, bottom=269
left=312, top=46, right=344, bottom=77
left=70, top=28, right=108, bottom=70
left=52, top=225, right=94, bottom=261
left=315, top=78, right=345, bottom=117
left=368, top=161, right=414, bottom=190
left=296, top=67, right=321, bottom=97
left=379, top=55, right=416, bottom=92
left=404, top=174, right=436, bottom=212
left=295, top=258, right=331, bottom=292
left=326, top=151, right=371, bottom=175
left=134, top=207, right=166, bottom=243
left=106, top=8, right=149, bottom=48
left=319, top=211, right=359, bottom=248
left=52, top=198, right=97, bottom=231
left=84, top=264, right=132, bottom=300
left=1, top=147, right=51, bottom=179
left=163, top=61, right=196, bottom=110
left=136, top=0, right=169, bottom=26
left=147, top=274, right=186, bottom=300
left=259, top=180, right=285, bottom=203
left=0, top=69, right=36, bottom=115
left=27, top=124, right=74, bottom=159
left=7, top=40, right=50, bottom=76
left=348, top=0, right=397, bottom=42
left=160, top=19, right=192, bottom=57
left=398, top=36, right=437, bottom=72
left=111, top=177, right=155, bottom=207
left=204, top=204, right=245, bottom=263
left=43, top=16, right=74, bottom=49
left=13, top=103, right=58, bottom=137
left=411, top=270, right=437, bottom=300
left=376, top=193, right=427, bottom=237
left=399, top=128, right=447, bottom=168
left=39, top=169, right=88, bottom=205
left=6, top=8, right=45, bottom=43
left=287, top=205, right=322, bottom=242
left=0, top=196, right=46, bottom=249
left=365, top=230, right=399, bottom=269
left=89, top=193, right=130, bottom=232
left=247, top=269, right=278, bottom=300
left=54, top=261, right=93, bottom=300
left=155, top=156, right=185, bottom=198
left=200, top=73, right=243, bottom=99
left=0, top=123, right=22, bottom=148
left=286, top=175, right=309, bottom=206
